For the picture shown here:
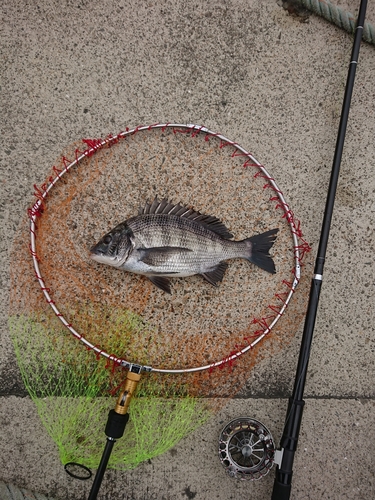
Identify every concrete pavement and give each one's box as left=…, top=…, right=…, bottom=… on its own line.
left=1, top=1, right=374, bottom=499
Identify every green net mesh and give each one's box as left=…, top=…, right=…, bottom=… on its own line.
left=10, top=313, right=211, bottom=469
left=9, top=125, right=311, bottom=471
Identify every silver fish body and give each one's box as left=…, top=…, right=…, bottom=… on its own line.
left=90, top=197, right=278, bottom=293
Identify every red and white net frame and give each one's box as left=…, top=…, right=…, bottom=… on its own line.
left=28, top=123, right=311, bottom=375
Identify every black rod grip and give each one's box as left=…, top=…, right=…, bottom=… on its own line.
left=271, top=399, right=304, bottom=500
left=271, top=478, right=292, bottom=500
left=105, top=410, right=129, bottom=439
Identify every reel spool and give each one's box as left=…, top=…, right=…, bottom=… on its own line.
left=219, top=417, right=275, bottom=480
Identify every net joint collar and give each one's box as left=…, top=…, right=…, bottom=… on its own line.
left=119, top=361, right=152, bottom=373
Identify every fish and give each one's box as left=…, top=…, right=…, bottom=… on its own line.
left=89, top=197, right=279, bottom=294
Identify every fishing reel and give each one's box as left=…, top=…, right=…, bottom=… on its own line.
left=218, top=417, right=277, bottom=480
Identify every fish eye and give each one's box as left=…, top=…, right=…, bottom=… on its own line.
left=103, top=234, right=112, bottom=245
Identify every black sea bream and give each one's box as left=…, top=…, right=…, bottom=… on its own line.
left=90, top=197, right=279, bottom=293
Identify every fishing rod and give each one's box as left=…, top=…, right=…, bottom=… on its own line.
left=271, top=0, right=368, bottom=498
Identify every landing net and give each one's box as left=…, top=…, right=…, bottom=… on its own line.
left=9, top=124, right=310, bottom=471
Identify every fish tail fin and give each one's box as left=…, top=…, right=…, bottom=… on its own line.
left=244, top=228, right=279, bottom=274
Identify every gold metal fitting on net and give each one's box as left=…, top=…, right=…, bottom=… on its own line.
left=114, top=371, right=141, bottom=415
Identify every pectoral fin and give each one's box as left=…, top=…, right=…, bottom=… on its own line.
left=139, top=246, right=192, bottom=266
left=201, top=262, right=228, bottom=287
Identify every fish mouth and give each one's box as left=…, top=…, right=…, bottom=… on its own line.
left=89, top=243, right=102, bottom=255
left=89, top=251, right=108, bottom=263
left=89, top=246, right=104, bottom=260
left=89, top=245, right=126, bottom=267
left=90, top=241, right=115, bottom=258
left=89, top=251, right=121, bottom=267
left=89, top=243, right=112, bottom=261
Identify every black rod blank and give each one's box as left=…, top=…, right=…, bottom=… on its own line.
left=271, top=1, right=368, bottom=499
left=87, top=438, right=116, bottom=500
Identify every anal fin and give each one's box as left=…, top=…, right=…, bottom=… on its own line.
left=201, top=262, right=228, bottom=287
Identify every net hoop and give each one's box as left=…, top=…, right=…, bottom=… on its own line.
left=29, top=123, right=306, bottom=374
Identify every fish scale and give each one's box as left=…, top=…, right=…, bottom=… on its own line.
left=127, top=215, right=237, bottom=260
left=90, top=197, right=279, bottom=293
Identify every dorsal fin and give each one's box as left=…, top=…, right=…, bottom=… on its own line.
left=138, top=196, right=233, bottom=239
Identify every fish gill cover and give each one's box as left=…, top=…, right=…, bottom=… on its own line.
left=9, top=124, right=311, bottom=471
